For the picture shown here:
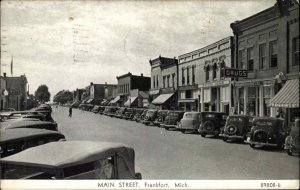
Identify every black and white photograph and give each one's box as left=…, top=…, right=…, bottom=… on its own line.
left=0, top=0, right=299, bottom=189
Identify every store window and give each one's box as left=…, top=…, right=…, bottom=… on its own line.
left=292, top=37, right=299, bottom=66
left=270, top=40, right=278, bottom=68
left=186, top=90, right=192, bottom=99
left=238, top=87, right=244, bottom=114
left=247, top=47, right=254, bottom=71
left=259, top=43, right=267, bottom=69
left=263, top=86, right=271, bottom=116
left=238, top=49, right=246, bottom=69
left=248, top=87, right=259, bottom=116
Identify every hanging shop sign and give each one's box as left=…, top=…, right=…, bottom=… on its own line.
left=224, top=68, right=248, bottom=78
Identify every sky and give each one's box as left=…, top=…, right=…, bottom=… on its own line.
left=0, top=0, right=275, bottom=99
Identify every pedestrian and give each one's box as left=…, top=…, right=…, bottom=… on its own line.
left=69, top=106, right=72, bottom=117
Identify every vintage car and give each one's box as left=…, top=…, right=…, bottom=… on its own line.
left=92, top=105, right=101, bottom=113
left=0, top=128, right=65, bottom=158
left=198, top=112, right=228, bottom=137
left=161, top=111, right=185, bottom=130
left=115, top=107, right=127, bottom=118
left=98, top=106, right=106, bottom=115
left=247, top=117, right=290, bottom=149
left=1, top=120, right=58, bottom=131
left=176, top=112, right=201, bottom=133
left=133, top=108, right=146, bottom=122
left=285, top=118, right=299, bottom=156
left=153, top=110, right=169, bottom=127
left=0, top=111, right=54, bottom=123
left=220, top=115, right=253, bottom=142
left=142, top=109, right=158, bottom=125
left=103, top=106, right=118, bottom=117
left=122, top=108, right=136, bottom=120
left=0, top=141, right=142, bottom=179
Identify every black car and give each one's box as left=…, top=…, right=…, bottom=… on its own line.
left=104, top=106, right=118, bottom=117
left=285, top=118, right=300, bottom=156
left=198, top=112, right=228, bottom=137
left=153, top=110, right=169, bottom=127
left=221, top=115, right=253, bottom=142
left=92, top=105, right=101, bottom=113
left=115, top=107, right=127, bottom=119
left=98, top=106, right=106, bottom=115
left=1, top=120, right=58, bottom=131
left=142, top=109, right=158, bottom=126
left=248, top=117, right=290, bottom=149
left=123, top=108, right=136, bottom=120
left=161, top=111, right=185, bottom=130
left=0, top=128, right=65, bottom=158
left=133, top=108, right=146, bottom=122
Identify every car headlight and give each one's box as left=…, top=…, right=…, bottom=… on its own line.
left=285, top=136, right=293, bottom=143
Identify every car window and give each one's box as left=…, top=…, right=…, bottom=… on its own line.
left=256, top=121, right=274, bottom=126
left=168, top=112, right=179, bottom=117
left=204, top=114, right=215, bottom=118
left=228, top=117, right=244, bottom=122
left=184, top=113, right=198, bottom=118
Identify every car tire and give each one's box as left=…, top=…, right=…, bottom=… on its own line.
left=200, top=133, right=206, bottom=137
left=250, top=143, right=255, bottom=148
left=165, top=127, right=169, bottom=131
left=222, top=136, right=228, bottom=142
left=287, top=149, right=293, bottom=156
left=203, top=121, right=215, bottom=132
left=181, top=130, right=185, bottom=134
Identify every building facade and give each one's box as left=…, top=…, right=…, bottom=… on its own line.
left=111, top=72, right=151, bottom=107
left=178, top=37, right=234, bottom=112
left=149, top=56, right=178, bottom=110
left=5, top=74, right=28, bottom=111
left=230, top=0, right=299, bottom=119
left=0, top=76, right=8, bottom=110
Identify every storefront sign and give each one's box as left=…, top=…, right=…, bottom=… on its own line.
left=225, top=68, right=248, bottom=78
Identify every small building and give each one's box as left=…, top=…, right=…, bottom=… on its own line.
left=4, top=73, right=28, bottom=111
left=230, top=0, right=299, bottom=120
left=149, top=56, right=178, bottom=110
left=103, top=83, right=117, bottom=105
left=111, top=72, right=151, bottom=107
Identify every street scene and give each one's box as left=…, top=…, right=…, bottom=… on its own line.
left=0, top=0, right=299, bottom=188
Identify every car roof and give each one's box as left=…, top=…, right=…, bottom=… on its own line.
left=0, top=141, right=135, bottom=170
left=1, top=120, right=55, bottom=130
left=0, top=128, right=64, bottom=144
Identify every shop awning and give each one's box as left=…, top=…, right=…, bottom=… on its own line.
left=124, top=97, right=138, bottom=107
left=269, top=79, right=299, bottom=108
left=86, top=99, right=94, bottom=104
left=178, top=99, right=197, bottom=103
left=151, top=93, right=174, bottom=105
left=110, top=96, right=121, bottom=104
left=149, top=90, right=160, bottom=95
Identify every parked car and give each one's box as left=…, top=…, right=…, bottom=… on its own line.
left=198, top=112, right=228, bottom=137
left=176, top=112, right=201, bottom=133
left=0, top=141, right=142, bottom=179
left=220, top=115, right=253, bottom=142
left=142, top=109, right=158, bottom=125
left=1, top=120, right=58, bottom=131
left=161, top=111, right=185, bottom=130
left=138, top=109, right=149, bottom=123
left=0, top=111, right=54, bottom=123
left=104, top=106, right=118, bottom=117
left=248, top=117, right=290, bottom=149
left=285, top=118, right=299, bottom=156
left=115, top=107, right=127, bottom=118
left=123, top=108, right=136, bottom=120
left=153, top=110, right=169, bottom=127
left=133, top=108, right=146, bottom=122
left=0, top=128, right=65, bottom=158
left=98, top=106, right=106, bottom=115
left=92, top=105, right=101, bottom=113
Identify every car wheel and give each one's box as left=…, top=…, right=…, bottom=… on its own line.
left=181, top=130, right=185, bottom=134
left=200, top=133, right=206, bottom=137
left=165, top=127, right=169, bottom=131
left=222, top=136, right=228, bottom=142
left=250, top=143, right=255, bottom=148
left=287, top=149, right=293, bottom=156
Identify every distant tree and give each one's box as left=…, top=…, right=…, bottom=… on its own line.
left=53, top=90, right=73, bottom=104
left=35, top=85, right=51, bottom=103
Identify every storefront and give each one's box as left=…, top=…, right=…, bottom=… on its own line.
left=199, top=79, right=231, bottom=114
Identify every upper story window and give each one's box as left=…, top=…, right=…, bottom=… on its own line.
left=163, top=76, right=166, bottom=88
left=187, top=67, right=190, bottom=85
left=259, top=43, right=267, bottom=69
left=153, top=76, right=155, bottom=88
left=156, top=75, right=159, bottom=87
left=172, top=73, right=175, bottom=88
left=220, top=61, right=225, bottom=78
left=212, top=63, right=217, bottom=80
left=167, top=75, right=170, bottom=88
left=192, top=66, right=195, bottom=83
left=182, top=68, right=185, bottom=85
left=238, top=49, right=246, bottom=69
left=205, top=67, right=210, bottom=81
left=270, top=40, right=278, bottom=68
left=247, top=47, right=254, bottom=71
left=292, top=37, right=299, bottom=66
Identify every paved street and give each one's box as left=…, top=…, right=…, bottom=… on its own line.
left=53, top=106, right=299, bottom=179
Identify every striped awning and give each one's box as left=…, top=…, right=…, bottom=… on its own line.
left=151, top=93, right=174, bottom=105
left=269, top=79, right=299, bottom=108
left=124, top=97, right=138, bottom=107
left=110, top=96, right=121, bottom=104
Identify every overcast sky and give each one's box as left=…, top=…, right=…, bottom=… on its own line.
left=1, top=0, right=274, bottom=99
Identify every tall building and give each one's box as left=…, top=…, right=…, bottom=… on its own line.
left=230, top=0, right=299, bottom=122
left=149, top=56, right=178, bottom=110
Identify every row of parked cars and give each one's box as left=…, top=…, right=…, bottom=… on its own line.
left=0, top=104, right=142, bottom=179
left=89, top=105, right=299, bottom=156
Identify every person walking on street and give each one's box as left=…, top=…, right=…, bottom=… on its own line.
left=69, top=106, right=72, bottom=117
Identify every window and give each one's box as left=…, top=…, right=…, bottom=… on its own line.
left=263, top=86, right=271, bottom=116
left=238, top=49, right=246, bottom=69
left=259, top=43, right=267, bottom=69
left=292, top=37, right=299, bottom=66
left=212, top=63, right=217, bottom=79
left=192, top=66, right=195, bottom=83
left=167, top=75, right=170, bottom=88
left=153, top=76, right=155, bottom=88
left=163, top=76, right=166, bottom=88
left=247, top=47, right=254, bottom=71
left=172, top=74, right=175, bottom=88
left=182, top=68, right=185, bottom=85
left=187, top=67, right=190, bottom=84
left=205, top=67, right=210, bottom=81
left=186, top=90, right=192, bottom=98
left=270, top=40, right=278, bottom=68
left=220, top=61, right=225, bottom=78
left=156, top=75, right=159, bottom=87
